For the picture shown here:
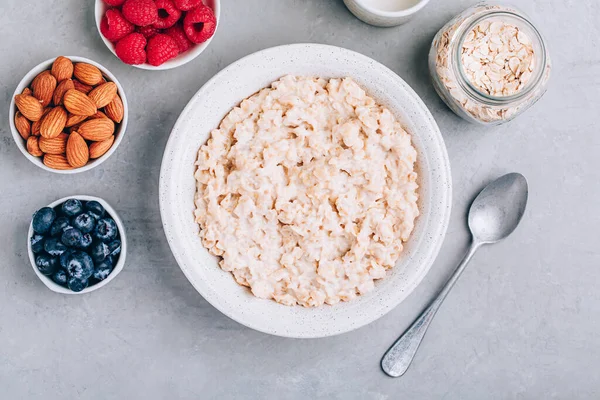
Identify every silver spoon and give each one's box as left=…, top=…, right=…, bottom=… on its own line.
left=381, top=172, right=528, bottom=377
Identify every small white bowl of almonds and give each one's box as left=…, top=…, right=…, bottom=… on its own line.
left=9, top=56, right=128, bottom=174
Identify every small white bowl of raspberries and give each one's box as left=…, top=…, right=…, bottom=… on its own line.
left=95, top=0, right=220, bottom=70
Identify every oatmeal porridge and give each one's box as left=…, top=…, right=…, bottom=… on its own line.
left=194, top=75, right=419, bottom=307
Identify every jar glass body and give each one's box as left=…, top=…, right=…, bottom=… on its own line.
left=429, top=3, right=551, bottom=125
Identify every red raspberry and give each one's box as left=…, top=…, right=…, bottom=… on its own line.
left=136, top=25, right=160, bottom=39
left=153, top=0, right=181, bottom=29
left=103, top=0, right=126, bottom=6
left=173, top=0, right=202, bottom=11
left=146, top=34, right=180, bottom=66
left=121, top=0, right=158, bottom=26
left=115, top=33, right=147, bottom=65
left=100, top=9, right=135, bottom=42
left=183, top=5, right=216, bottom=44
left=164, top=23, right=193, bottom=53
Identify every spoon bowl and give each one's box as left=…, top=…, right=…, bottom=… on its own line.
left=469, top=173, right=528, bottom=244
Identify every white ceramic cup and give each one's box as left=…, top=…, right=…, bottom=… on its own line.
left=343, top=0, right=431, bottom=27
left=94, top=0, right=220, bottom=70
left=9, top=56, right=129, bottom=174
left=28, top=195, right=127, bottom=294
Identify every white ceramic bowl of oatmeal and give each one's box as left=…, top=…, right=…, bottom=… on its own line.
left=160, top=44, right=451, bottom=338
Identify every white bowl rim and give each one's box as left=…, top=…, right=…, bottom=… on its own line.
left=94, top=0, right=221, bottom=71
left=9, top=56, right=129, bottom=175
left=27, top=195, right=127, bottom=294
left=353, top=0, right=431, bottom=17
left=159, top=43, right=452, bottom=338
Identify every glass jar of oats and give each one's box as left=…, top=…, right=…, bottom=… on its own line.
left=429, top=3, right=551, bottom=125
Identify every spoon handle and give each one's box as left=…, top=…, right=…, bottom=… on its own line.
left=381, top=242, right=481, bottom=377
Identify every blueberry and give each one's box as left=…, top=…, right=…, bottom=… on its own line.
left=93, top=257, right=114, bottom=281
left=60, top=249, right=74, bottom=269
left=52, top=269, right=68, bottom=286
left=78, top=233, right=93, bottom=249
left=36, top=254, right=58, bottom=276
left=66, top=251, right=94, bottom=280
left=50, top=216, right=70, bottom=237
left=72, top=213, right=95, bottom=234
left=93, top=218, right=118, bottom=242
left=62, top=227, right=83, bottom=247
left=67, top=276, right=88, bottom=293
left=32, top=207, right=56, bottom=234
left=85, top=201, right=105, bottom=220
left=61, top=199, right=83, bottom=217
left=107, top=240, right=121, bottom=258
left=90, top=241, right=110, bottom=263
left=30, top=235, right=45, bottom=254
left=44, top=237, right=68, bottom=256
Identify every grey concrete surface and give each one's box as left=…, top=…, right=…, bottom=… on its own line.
left=1, top=0, right=598, bottom=399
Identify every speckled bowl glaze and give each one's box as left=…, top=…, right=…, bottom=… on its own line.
left=159, top=43, right=452, bottom=338
left=94, top=0, right=220, bottom=71
left=27, top=195, right=127, bottom=294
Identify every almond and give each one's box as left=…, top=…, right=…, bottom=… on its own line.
left=89, top=135, right=115, bottom=159
left=65, top=113, right=88, bottom=128
left=51, top=56, right=74, bottom=82
left=73, top=79, right=93, bottom=94
left=66, top=132, right=89, bottom=168
left=31, top=108, right=52, bottom=135
left=31, top=70, right=50, bottom=88
left=15, top=94, right=44, bottom=121
left=27, top=136, right=44, bottom=157
left=90, top=110, right=108, bottom=119
left=31, top=71, right=57, bottom=107
left=104, top=94, right=124, bottom=123
left=69, top=124, right=82, bottom=133
left=63, top=89, right=97, bottom=116
left=15, top=111, right=31, bottom=140
left=88, top=82, right=117, bottom=108
left=39, top=106, right=67, bottom=138
left=39, top=133, right=68, bottom=155
left=22, top=87, right=32, bottom=96
left=53, top=79, right=75, bottom=106
left=74, top=63, right=103, bottom=86
left=44, top=154, right=72, bottom=170
left=78, top=118, right=115, bottom=141
left=31, top=120, right=41, bottom=136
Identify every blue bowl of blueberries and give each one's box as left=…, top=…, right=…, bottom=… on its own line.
left=28, top=195, right=127, bottom=294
